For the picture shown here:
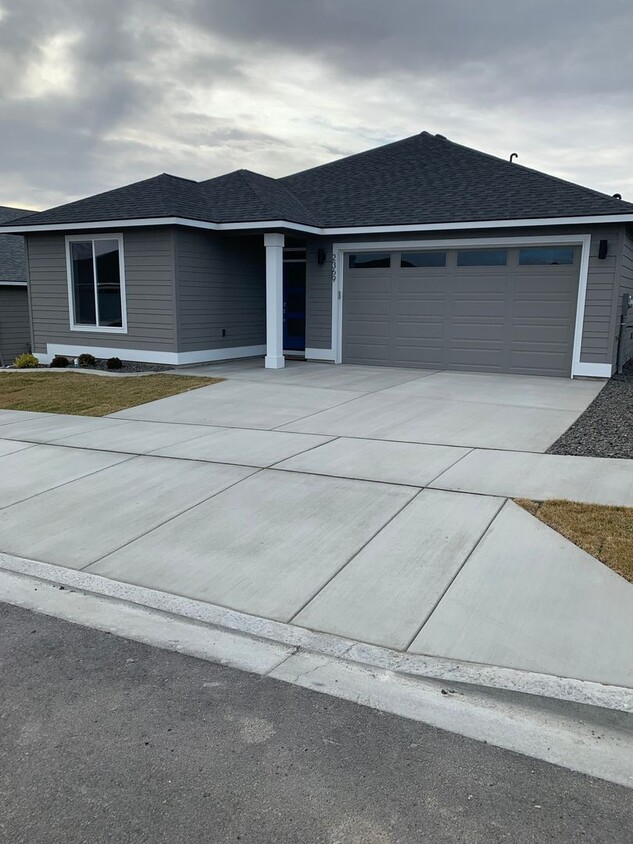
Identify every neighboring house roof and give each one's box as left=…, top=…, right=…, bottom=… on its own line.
left=0, top=205, right=33, bottom=282
left=4, top=132, right=633, bottom=232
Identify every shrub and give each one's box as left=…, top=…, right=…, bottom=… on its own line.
left=106, top=356, right=123, bottom=370
left=77, top=353, right=97, bottom=367
left=13, top=353, right=39, bottom=369
left=51, top=355, right=70, bottom=368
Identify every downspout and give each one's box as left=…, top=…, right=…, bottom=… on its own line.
left=616, top=293, right=633, bottom=374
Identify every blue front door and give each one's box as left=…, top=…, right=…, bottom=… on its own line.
left=283, top=262, right=306, bottom=351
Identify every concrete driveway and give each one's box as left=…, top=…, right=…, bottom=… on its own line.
left=1, top=362, right=632, bottom=689
left=117, top=360, right=604, bottom=452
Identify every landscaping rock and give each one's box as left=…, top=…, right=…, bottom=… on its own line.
left=548, top=361, right=633, bottom=458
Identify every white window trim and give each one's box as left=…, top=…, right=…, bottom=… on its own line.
left=329, top=234, right=598, bottom=379
left=65, top=233, right=127, bottom=334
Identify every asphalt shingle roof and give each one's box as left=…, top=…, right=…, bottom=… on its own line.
left=0, top=205, right=33, bottom=282
left=4, top=133, right=633, bottom=231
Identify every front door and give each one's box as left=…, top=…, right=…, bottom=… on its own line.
left=283, top=261, right=306, bottom=352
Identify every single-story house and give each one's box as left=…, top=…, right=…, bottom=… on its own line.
left=2, top=132, right=633, bottom=377
left=0, top=205, right=33, bottom=366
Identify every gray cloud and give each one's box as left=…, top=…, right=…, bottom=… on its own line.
left=0, top=0, right=632, bottom=210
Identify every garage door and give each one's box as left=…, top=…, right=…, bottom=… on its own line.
left=342, top=245, right=579, bottom=376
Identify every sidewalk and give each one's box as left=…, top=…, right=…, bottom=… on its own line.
left=0, top=407, right=632, bottom=691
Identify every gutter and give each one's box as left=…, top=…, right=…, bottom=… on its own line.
left=2, top=213, right=633, bottom=237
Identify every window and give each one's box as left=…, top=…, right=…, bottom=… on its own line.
left=518, top=247, right=575, bottom=265
left=67, top=236, right=126, bottom=330
left=401, top=251, right=446, bottom=268
left=348, top=253, right=391, bottom=269
left=457, top=249, right=507, bottom=266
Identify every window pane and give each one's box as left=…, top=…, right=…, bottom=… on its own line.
left=348, top=253, right=391, bottom=269
left=518, top=247, right=575, bottom=265
left=71, top=241, right=96, bottom=325
left=457, top=249, right=507, bottom=266
left=95, top=239, right=122, bottom=327
left=401, top=252, right=446, bottom=268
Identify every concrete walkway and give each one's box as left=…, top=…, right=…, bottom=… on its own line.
left=0, top=364, right=632, bottom=690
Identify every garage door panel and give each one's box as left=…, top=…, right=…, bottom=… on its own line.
left=394, top=320, right=445, bottom=339
left=450, top=322, right=506, bottom=342
left=452, top=299, right=506, bottom=318
left=396, top=277, right=446, bottom=294
left=394, top=299, right=446, bottom=317
left=342, top=247, right=578, bottom=376
left=392, top=345, right=444, bottom=365
left=516, top=300, right=574, bottom=319
left=346, top=278, right=391, bottom=297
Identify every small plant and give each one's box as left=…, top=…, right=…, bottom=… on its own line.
left=51, top=355, right=70, bottom=368
left=106, top=356, right=123, bottom=370
left=77, top=353, right=97, bottom=367
left=13, top=353, right=39, bottom=369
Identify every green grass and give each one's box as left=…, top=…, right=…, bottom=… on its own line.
left=0, top=372, right=222, bottom=416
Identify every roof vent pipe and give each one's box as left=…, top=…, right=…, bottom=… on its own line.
left=509, top=153, right=518, bottom=163
left=613, top=193, right=622, bottom=199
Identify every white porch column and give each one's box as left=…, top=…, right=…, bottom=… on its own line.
left=264, top=232, right=285, bottom=369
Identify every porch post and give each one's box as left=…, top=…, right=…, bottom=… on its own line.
left=264, top=232, right=285, bottom=369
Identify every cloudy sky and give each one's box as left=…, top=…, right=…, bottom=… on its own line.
left=1, top=0, right=632, bottom=211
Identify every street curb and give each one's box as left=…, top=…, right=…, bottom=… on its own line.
left=1, top=557, right=632, bottom=788
left=1, top=552, right=631, bottom=713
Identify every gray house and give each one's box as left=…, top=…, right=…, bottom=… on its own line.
left=2, top=132, right=633, bottom=378
left=0, top=205, right=32, bottom=365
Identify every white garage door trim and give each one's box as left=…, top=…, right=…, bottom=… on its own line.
left=328, top=234, right=601, bottom=378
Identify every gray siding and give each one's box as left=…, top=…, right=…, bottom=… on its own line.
left=616, top=227, right=633, bottom=366
left=0, top=286, right=31, bottom=363
left=175, top=229, right=265, bottom=352
left=305, top=236, right=334, bottom=349
left=305, top=225, right=624, bottom=366
left=27, top=228, right=177, bottom=355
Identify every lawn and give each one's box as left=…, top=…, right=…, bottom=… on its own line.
left=517, top=498, right=633, bottom=583
left=0, top=372, right=222, bottom=416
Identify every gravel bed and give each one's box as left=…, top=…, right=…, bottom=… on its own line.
left=547, top=362, right=633, bottom=459
left=80, top=359, right=174, bottom=374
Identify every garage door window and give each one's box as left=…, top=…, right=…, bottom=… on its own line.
left=348, top=253, right=391, bottom=269
left=518, top=247, right=575, bottom=265
left=401, top=252, right=446, bottom=268
left=457, top=249, right=507, bottom=266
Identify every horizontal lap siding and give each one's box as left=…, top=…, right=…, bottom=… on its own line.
left=0, top=287, right=31, bottom=362
left=617, top=227, right=633, bottom=365
left=579, top=227, right=620, bottom=364
left=305, top=237, right=333, bottom=349
left=175, top=230, right=265, bottom=352
left=27, top=229, right=177, bottom=354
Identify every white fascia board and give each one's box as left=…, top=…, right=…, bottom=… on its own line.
left=0, top=280, right=27, bottom=287
left=2, top=214, right=633, bottom=236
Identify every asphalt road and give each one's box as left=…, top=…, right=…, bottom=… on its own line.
left=1, top=602, right=631, bottom=844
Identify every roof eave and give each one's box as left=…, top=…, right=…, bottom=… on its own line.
left=2, top=212, right=633, bottom=237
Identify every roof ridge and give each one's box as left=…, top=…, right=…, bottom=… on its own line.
left=280, top=134, right=421, bottom=182
left=240, top=169, right=320, bottom=223
left=437, top=135, right=633, bottom=210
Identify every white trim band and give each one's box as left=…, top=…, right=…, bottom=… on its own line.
left=37, top=343, right=266, bottom=366
left=2, top=213, right=633, bottom=237
left=571, top=362, right=613, bottom=378
left=305, top=347, right=336, bottom=361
